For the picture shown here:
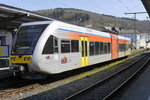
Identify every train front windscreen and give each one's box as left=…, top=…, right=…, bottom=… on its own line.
left=12, top=24, right=48, bottom=55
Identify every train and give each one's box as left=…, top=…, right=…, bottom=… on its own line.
left=0, top=30, right=12, bottom=57
left=10, top=20, right=131, bottom=78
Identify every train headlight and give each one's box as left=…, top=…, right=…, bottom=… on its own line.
left=11, top=57, right=16, bottom=61
left=27, top=57, right=31, bottom=60
left=24, top=57, right=31, bottom=61
left=24, top=57, right=27, bottom=61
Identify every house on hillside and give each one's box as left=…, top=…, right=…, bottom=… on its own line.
left=140, top=33, right=150, bottom=49
left=119, top=30, right=140, bottom=49
left=119, top=30, right=150, bottom=49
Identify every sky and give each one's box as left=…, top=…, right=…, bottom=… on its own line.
left=0, top=0, right=149, bottom=20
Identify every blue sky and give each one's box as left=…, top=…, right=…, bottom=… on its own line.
left=0, top=0, right=148, bottom=20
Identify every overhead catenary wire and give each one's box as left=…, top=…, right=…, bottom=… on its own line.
left=118, top=0, right=131, bottom=12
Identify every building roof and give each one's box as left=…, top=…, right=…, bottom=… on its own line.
left=141, top=0, right=150, bottom=17
left=120, top=29, right=139, bottom=34
left=0, top=4, right=54, bottom=31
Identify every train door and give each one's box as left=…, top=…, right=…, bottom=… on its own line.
left=81, top=37, right=88, bottom=66
left=111, top=34, right=118, bottom=59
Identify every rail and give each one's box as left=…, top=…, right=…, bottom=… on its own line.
left=64, top=53, right=150, bottom=100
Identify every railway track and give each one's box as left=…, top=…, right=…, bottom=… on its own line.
left=64, top=53, right=150, bottom=100
left=0, top=83, right=40, bottom=98
left=0, top=77, right=41, bottom=98
left=0, top=52, right=147, bottom=99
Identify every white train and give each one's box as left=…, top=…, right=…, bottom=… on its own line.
left=10, top=21, right=131, bottom=78
left=0, top=30, right=12, bottom=57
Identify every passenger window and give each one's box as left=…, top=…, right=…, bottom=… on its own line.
left=95, top=42, right=99, bottom=55
left=71, top=40, right=79, bottom=52
left=89, top=42, right=94, bottom=56
left=119, top=43, right=126, bottom=52
left=54, top=37, right=58, bottom=53
left=61, top=40, right=70, bottom=53
left=104, top=43, right=108, bottom=54
left=119, top=44, right=122, bottom=51
left=100, top=42, right=104, bottom=54
left=42, top=35, right=54, bottom=54
left=54, top=38, right=58, bottom=46
left=108, top=43, right=111, bottom=53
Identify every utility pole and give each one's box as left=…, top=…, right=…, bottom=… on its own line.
left=124, top=12, right=147, bottom=49
left=124, top=12, right=147, bottom=34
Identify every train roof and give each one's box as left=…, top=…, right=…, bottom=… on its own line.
left=20, top=20, right=111, bottom=38
left=20, top=20, right=131, bottom=41
left=21, top=21, right=52, bottom=26
left=56, top=21, right=111, bottom=38
left=118, top=35, right=131, bottom=41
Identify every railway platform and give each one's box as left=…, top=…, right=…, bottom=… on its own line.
left=119, top=63, right=150, bottom=100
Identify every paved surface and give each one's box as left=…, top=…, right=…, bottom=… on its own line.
left=119, top=64, right=150, bottom=100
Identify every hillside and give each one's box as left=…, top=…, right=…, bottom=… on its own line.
left=35, top=8, right=150, bottom=33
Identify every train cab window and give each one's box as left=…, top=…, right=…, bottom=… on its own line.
left=42, top=35, right=54, bottom=54
left=71, top=40, right=79, bottom=52
left=61, top=40, right=70, bottom=53
left=100, top=42, right=104, bottom=54
left=95, top=42, right=99, bottom=55
left=89, top=42, right=94, bottom=56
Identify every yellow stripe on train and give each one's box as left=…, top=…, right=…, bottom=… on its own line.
left=11, top=55, right=32, bottom=64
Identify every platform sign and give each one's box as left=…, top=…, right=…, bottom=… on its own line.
left=0, top=46, right=9, bottom=57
